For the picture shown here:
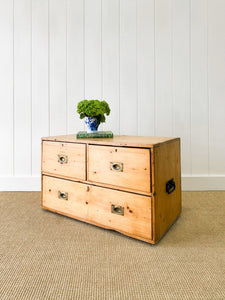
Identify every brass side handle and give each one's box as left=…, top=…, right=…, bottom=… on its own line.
left=58, top=154, right=68, bottom=164
left=58, top=191, right=68, bottom=201
left=110, top=162, right=123, bottom=172
left=111, top=205, right=124, bottom=216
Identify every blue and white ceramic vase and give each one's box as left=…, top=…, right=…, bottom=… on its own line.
left=85, top=117, right=99, bottom=133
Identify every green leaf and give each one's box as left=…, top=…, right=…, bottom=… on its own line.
left=76, top=99, right=111, bottom=125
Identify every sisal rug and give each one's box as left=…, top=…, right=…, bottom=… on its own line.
left=0, top=191, right=224, bottom=299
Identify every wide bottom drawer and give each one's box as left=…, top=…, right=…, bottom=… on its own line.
left=42, top=175, right=152, bottom=240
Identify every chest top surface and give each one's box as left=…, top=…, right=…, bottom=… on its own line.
left=42, top=134, right=179, bottom=148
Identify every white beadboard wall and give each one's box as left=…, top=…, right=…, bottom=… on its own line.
left=0, top=0, right=225, bottom=191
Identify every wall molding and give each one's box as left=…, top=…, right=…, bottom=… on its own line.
left=0, top=176, right=224, bottom=192
left=182, top=176, right=225, bottom=191
left=0, top=177, right=41, bottom=191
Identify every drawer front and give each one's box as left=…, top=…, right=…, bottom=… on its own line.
left=88, top=145, right=151, bottom=193
left=42, top=176, right=152, bottom=240
left=42, top=141, right=86, bottom=180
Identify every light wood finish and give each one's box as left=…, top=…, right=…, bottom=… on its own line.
left=88, top=145, right=151, bottom=193
left=42, top=175, right=152, bottom=240
left=82, top=181, right=151, bottom=196
left=42, top=141, right=86, bottom=181
left=41, top=135, right=181, bottom=244
left=42, top=134, right=179, bottom=148
left=152, top=139, right=181, bottom=241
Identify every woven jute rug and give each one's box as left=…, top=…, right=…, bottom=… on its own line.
left=0, top=191, right=224, bottom=299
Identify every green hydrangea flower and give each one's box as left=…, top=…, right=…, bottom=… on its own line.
left=77, top=100, right=110, bottom=125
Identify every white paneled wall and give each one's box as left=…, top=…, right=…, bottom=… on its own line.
left=0, top=0, right=225, bottom=191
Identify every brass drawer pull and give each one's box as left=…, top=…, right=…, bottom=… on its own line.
left=111, top=205, right=124, bottom=216
left=110, top=162, right=123, bottom=172
left=58, top=191, right=68, bottom=201
left=58, top=154, right=68, bottom=164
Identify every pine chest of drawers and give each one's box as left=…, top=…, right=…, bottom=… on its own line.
left=41, top=135, right=181, bottom=244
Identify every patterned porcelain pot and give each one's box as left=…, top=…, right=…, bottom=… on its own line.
left=85, top=117, right=99, bottom=133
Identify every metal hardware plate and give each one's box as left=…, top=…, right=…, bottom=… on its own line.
left=110, top=162, right=123, bottom=172
left=58, top=154, right=68, bottom=164
left=58, top=191, right=68, bottom=201
left=166, top=178, right=176, bottom=194
left=111, top=204, right=124, bottom=216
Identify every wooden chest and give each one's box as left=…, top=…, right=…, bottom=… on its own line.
left=41, top=135, right=181, bottom=244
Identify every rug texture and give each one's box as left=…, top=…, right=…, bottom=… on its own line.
left=0, top=191, right=224, bottom=299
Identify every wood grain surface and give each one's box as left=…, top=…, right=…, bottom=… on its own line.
left=42, top=141, right=86, bottom=181
left=152, top=139, right=181, bottom=241
left=42, top=175, right=152, bottom=240
left=88, top=145, right=151, bottom=193
left=42, top=134, right=178, bottom=148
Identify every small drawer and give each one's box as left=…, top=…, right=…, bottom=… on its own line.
left=42, top=175, right=152, bottom=240
left=88, top=145, right=151, bottom=193
left=42, top=175, right=89, bottom=220
left=42, top=141, right=86, bottom=180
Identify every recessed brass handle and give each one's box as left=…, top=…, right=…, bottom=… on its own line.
left=111, top=205, right=124, bottom=216
left=58, top=191, right=68, bottom=201
left=58, top=154, right=68, bottom=164
left=110, top=162, right=123, bottom=172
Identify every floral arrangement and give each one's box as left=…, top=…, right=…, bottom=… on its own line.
left=77, top=99, right=110, bottom=126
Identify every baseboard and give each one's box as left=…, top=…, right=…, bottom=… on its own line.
left=0, top=176, right=41, bottom=191
left=182, top=176, right=225, bottom=191
left=0, top=176, right=224, bottom=192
